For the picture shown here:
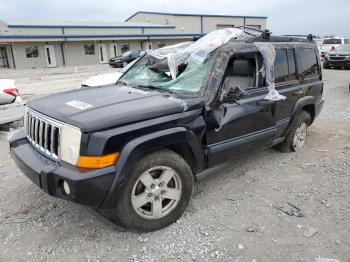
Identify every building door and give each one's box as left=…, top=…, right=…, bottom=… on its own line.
left=44, top=45, right=57, bottom=67
left=0, top=47, right=9, bottom=68
left=144, top=42, right=153, bottom=50
left=98, top=44, right=108, bottom=63
left=110, top=44, right=118, bottom=58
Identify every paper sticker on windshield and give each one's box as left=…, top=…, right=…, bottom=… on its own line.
left=66, top=100, right=92, bottom=110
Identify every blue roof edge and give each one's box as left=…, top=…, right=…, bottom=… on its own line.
left=125, top=11, right=268, bottom=21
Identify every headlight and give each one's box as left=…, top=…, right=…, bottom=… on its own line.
left=60, top=124, right=81, bottom=165
left=346, top=56, right=350, bottom=61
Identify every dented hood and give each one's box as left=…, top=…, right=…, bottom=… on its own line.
left=27, top=85, right=196, bottom=132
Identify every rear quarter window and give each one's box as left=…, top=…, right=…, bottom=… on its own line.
left=297, top=48, right=319, bottom=79
left=274, top=49, right=297, bottom=84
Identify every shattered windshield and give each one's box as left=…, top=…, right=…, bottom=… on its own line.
left=119, top=54, right=214, bottom=93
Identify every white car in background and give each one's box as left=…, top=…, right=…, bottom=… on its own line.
left=81, top=71, right=123, bottom=88
left=0, top=79, right=24, bottom=126
left=81, top=59, right=139, bottom=88
left=320, top=37, right=350, bottom=59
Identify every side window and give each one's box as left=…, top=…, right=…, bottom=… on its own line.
left=298, top=48, right=319, bottom=79
left=221, top=53, right=258, bottom=91
left=274, top=49, right=289, bottom=84
left=287, top=49, right=297, bottom=81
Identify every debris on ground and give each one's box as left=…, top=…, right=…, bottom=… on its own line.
left=274, top=203, right=304, bottom=217
left=304, top=227, right=319, bottom=238
left=315, top=257, right=340, bottom=262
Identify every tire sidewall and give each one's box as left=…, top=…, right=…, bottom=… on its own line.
left=288, top=111, right=311, bottom=152
left=115, top=150, right=194, bottom=231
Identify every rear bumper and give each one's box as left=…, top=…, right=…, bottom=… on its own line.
left=10, top=129, right=115, bottom=208
left=109, top=62, right=123, bottom=67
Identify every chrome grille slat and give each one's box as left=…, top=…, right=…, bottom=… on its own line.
left=24, top=108, right=62, bottom=161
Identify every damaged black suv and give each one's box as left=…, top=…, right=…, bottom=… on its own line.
left=9, top=29, right=324, bottom=231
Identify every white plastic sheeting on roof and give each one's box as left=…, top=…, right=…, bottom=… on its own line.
left=146, top=28, right=248, bottom=80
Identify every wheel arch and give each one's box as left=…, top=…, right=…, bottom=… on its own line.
left=100, top=127, right=205, bottom=210
left=283, top=96, right=316, bottom=136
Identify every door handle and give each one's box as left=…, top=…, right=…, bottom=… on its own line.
left=293, top=90, right=304, bottom=96
left=256, top=100, right=275, bottom=106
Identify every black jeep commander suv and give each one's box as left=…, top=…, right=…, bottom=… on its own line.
left=10, top=32, right=324, bottom=232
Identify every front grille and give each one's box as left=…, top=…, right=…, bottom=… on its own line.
left=328, top=56, right=346, bottom=61
left=24, top=108, right=62, bottom=160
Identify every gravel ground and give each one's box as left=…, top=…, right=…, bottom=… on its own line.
left=0, top=66, right=350, bottom=262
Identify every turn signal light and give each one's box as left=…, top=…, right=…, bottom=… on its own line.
left=77, top=152, right=119, bottom=169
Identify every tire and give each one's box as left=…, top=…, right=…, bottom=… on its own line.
left=276, top=111, right=311, bottom=153
left=114, top=149, right=194, bottom=232
left=323, top=63, right=330, bottom=69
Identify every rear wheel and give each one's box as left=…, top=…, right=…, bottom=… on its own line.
left=114, top=149, right=194, bottom=231
left=277, top=111, right=311, bottom=153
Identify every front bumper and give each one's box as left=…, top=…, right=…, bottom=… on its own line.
left=9, top=129, right=115, bottom=208
left=324, top=59, right=350, bottom=67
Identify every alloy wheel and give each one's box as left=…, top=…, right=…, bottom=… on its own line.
left=131, top=166, right=182, bottom=220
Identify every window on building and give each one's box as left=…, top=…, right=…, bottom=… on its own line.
left=25, top=46, right=39, bottom=58
left=84, top=45, right=95, bottom=55
left=120, top=43, right=130, bottom=53
left=246, top=25, right=261, bottom=30
left=216, top=24, right=235, bottom=29
left=297, top=48, right=319, bottom=79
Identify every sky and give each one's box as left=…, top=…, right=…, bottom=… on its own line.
left=0, top=0, right=349, bottom=36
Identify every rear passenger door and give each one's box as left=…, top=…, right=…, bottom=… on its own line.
left=274, top=48, right=301, bottom=134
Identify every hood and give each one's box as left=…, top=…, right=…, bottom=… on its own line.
left=81, top=72, right=123, bottom=87
left=27, top=85, right=200, bottom=132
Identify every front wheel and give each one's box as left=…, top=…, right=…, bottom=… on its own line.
left=276, top=111, right=311, bottom=153
left=114, top=149, right=194, bottom=231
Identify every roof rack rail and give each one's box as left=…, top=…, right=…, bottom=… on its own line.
left=235, top=26, right=271, bottom=40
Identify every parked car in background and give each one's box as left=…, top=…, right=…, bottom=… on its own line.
left=0, top=79, right=19, bottom=105
left=0, top=79, right=24, bottom=125
left=109, top=50, right=145, bottom=68
left=324, top=44, right=350, bottom=69
left=82, top=59, right=139, bottom=88
left=320, top=37, right=350, bottom=59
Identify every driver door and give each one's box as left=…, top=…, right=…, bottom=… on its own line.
left=205, top=54, right=278, bottom=167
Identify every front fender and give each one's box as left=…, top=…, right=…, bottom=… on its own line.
left=100, top=127, right=205, bottom=210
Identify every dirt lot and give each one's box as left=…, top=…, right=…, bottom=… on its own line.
left=0, top=66, right=349, bottom=262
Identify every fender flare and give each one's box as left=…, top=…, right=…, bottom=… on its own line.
left=283, top=96, right=315, bottom=136
left=100, top=127, right=205, bottom=210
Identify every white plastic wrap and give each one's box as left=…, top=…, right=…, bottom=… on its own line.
left=147, top=28, right=248, bottom=79
left=254, top=42, right=286, bottom=101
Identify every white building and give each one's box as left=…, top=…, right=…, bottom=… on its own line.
left=0, top=11, right=267, bottom=69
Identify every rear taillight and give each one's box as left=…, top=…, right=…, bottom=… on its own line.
left=3, top=88, right=19, bottom=97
